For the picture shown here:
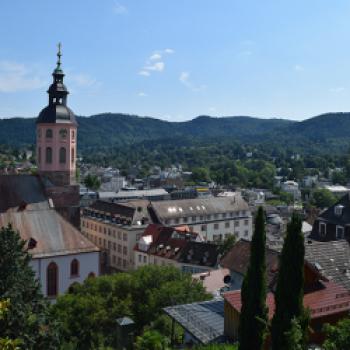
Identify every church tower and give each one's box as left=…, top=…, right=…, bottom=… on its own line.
left=36, top=44, right=77, bottom=186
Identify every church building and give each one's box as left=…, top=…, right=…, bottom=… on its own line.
left=0, top=45, right=100, bottom=298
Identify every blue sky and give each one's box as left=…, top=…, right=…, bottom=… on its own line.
left=1, top=0, right=350, bottom=121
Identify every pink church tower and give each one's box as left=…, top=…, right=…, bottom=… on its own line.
left=36, top=44, right=77, bottom=186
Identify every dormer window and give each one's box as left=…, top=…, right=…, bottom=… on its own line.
left=335, top=205, right=344, bottom=217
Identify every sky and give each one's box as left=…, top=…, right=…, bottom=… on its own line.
left=1, top=0, right=350, bottom=121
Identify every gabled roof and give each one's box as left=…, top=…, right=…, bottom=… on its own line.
left=0, top=208, right=99, bottom=258
left=150, top=196, right=250, bottom=221
left=305, top=239, right=350, bottom=291
left=224, top=281, right=350, bottom=320
left=317, top=193, right=350, bottom=225
left=0, top=175, right=49, bottom=212
left=220, top=239, right=279, bottom=289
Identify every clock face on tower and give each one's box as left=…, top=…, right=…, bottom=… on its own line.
left=59, top=128, right=68, bottom=139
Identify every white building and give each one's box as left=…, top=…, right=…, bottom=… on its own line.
left=0, top=207, right=100, bottom=299
left=149, top=195, right=252, bottom=241
left=281, top=180, right=301, bottom=201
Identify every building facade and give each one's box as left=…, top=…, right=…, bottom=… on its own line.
left=81, top=200, right=151, bottom=271
left=149, top=196, right=252, bottom=241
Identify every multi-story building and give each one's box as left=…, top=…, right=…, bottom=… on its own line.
left=81, top=199, right=151, bottom=271
left=149, top=196, right=252, bottom=241
left=134, top=224, right=220, bottom=274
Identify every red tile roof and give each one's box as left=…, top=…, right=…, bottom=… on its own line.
left=224, top=281, right=350, bottom=320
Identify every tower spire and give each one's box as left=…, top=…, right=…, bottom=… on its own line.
left=57, top=42, right=62, bottom=70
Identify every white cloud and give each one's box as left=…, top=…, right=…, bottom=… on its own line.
left=0, top=60, right=46, bottom=93
left=164, top=48, right=175, bottom=54
left=144, top=61, right=165, bottom=72
left=139, top=70, right=150, bottom=77
left=179, top=71, right=206, bottom=92
left=68, top=73, right=99, bottom=88
left=113, top=1, right=127, bottom=14
left=138, top=92, right=147, bottom=97
left=294, top=64, right=304, bottom=72
left=149, top=53, right=162, bottom=61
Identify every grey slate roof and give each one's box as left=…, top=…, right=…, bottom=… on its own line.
left=0, top=175, right=49, bottom=212
left=305, top=240, right=350, bottom=291
left=151, top=196, right=250, bottom=221
left=164, top=298, right=225, bottom=344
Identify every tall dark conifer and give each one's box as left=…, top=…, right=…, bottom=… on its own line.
left=271, top=213, right=306, bottom=350
left=238, top=207, right=268, bottom=350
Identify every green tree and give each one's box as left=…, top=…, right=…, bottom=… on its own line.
left=285, top=318, right=303, bottom=350
left=238, top=207, right=268, bottom=350
left=84, top=174, right=101, bottom=191
left=135, top=330, right=170, bottom=350
left=53, top=265, right=210, bottom=349
left=311, top=188, right=337, bottom=208
left=323, top=318, right=350, bottom=350
left=271, top=214, right=307, bottom=350
left=0, top=225, right=58, bottom=349
left=191, top=167, right=210, bottom=183
left=218, top=234, right=236, bottom=256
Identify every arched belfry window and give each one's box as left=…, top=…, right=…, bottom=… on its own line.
left=46, top=147, right=52, bottom=164
left=71, top=148, right=75, bottom=164
left=59, top=147, right=66, bottom=164
left=46, top=129, right=53, bottom=138
left=70, top=259, right=79, bottom=277
left=47, top=262, right=58, bottom=297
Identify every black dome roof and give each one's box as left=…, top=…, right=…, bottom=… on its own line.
left=37, top=104, right=77, bottom=125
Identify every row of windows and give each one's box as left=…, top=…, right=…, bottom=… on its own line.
left=82, top=220, right=128, bottom=241
left=84, top=232, right=129, bottom=255
left=319, top=222, right=344, bottom=239
left=212, top=231, right=249, bottom=241
left=47, top=259, right=82, bottom=297
left=38, top=128, right=75, bottom=140
left=111, top=255, right=127, bottom=268
left=200, top=220, right=249, bottom=231
left=165, top=213, right=248, bottom=225
left=38, top=147, right=75, bottom=164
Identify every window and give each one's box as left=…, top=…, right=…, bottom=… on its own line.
left=214, top=223, right=219, bottom=230
left=244, top=219, right=249, bottom=226
left=38, top=147, right=41, bottom=164
left=113, top=243, right=117, bottom=251
left=143, top=255, right=147, bottom=263
left=191, top=216, right=196, bottom=222
left=183, top=217, right=188, bottom=223
left=118, top=232, right=122, bottom=240
left=70, top=259, right=79, bottom=277
left=123, top=233, right=127, bottom=241
left=201, top=225, right=207, bottom=231
left=108, top=241, right=111, bottom=249
left=225, top=222, right=230, bottom=228
left=336, top=226, right=344, bottom=239
left=46, top=129, right=53, bottom=138
left=123, top=259, right=127, bottom=268
left=71, top=148, right=75, bottom=164
left=72, top=130, right=75, bottom=139
left=99, top=237, right=102, bottom=245
left=222, top=213, right=226, bottom=219
left=59, top=147, right=66, bottom=163
left=319, top=222, right=326, bottom=237
left=112, top=255, right=116, bottom=264
left=244, top=230, right=249, bottom=237
left=118, top=257, right=122, bottom=266
left=47, top=262, right=58, bottom=297
left=174, top=218, right=180, bottom=224
left=45, top=147, right=52, bottom=164
left=123, top=246, right=127, bottom=255
left=235, top=221, right=240, bottom=227
left=138, top=254, right=142, bottom=263
left=59, top=128, right=67, bottom=139
left=118, top=244, right=122, bottom=253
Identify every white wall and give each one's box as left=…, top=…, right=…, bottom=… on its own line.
left=30, top=251, right=100, bottom=298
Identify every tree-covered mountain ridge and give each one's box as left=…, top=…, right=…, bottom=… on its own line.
left=1, top=112, right=350, bottom=150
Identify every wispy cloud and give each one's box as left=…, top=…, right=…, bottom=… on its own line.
left=294, top=64, right=304, bottom=72
left=68, top=73, right=100, bottom=88
left=237, top=50, right=252, bottom=57
left=138, top=91, right=147, bottom=97
left=113, top=1, right=127, bottom=14
left=0, top=60, right=46, bottom=93
left=139, top=48, right=174, bottom=77
left=329, top=87, right=345, bottom=93
left=179, top=71, right=206, bottom=92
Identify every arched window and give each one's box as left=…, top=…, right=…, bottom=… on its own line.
left=46, top=147, right=52, bottom=164
left=72, top=130, right=75, bottom=139
left=46, top=129, right=53, bottom=138
left=47, top=262, right=58, bottom=297
left=70, top=259, right=79, bottom=277
left=59, top=147, right=66, bottom=164
left=71, top=148, right=75, bottom=164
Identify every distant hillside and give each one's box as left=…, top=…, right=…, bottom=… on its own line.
left=0, top=112, right=350, bottom=153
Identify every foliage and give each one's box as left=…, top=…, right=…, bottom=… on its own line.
left=238, top=207, right=268, bottom=350
left=323, top=318, right=350, bottom=350
left=271, top=214, right=307, bottom=350
left=52, top=265, right=210, bottom=349
left=285, top=318, right=303, bottom=350
left=218, top=234, right=236, bottom=256
left=135, top=330, right=170, bottom=350
left=0, top=299, right=21, bottom=350
left=311, top=188, right=337, bottom=208
left=84, top=174, right=101, bottom=191
left=0, top=224, right=58, bottom=349
left=193, top=345, right=238, bottom=350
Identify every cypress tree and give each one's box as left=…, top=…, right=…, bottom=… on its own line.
left=238, top=207, right=268, bottom=350
left=271, top=213, right=306, bottom=350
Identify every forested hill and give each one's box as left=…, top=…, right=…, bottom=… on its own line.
left=0, top=112, right=350, bottom=151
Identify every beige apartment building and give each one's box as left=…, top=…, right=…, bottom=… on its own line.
left=81, top=199, right=151, bottom=271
